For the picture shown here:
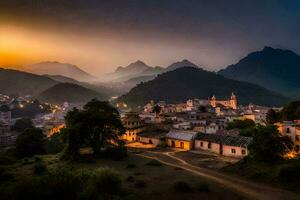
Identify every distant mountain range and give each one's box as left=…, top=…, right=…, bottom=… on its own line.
left=118, top=67, right=289, bottom=107
left=108, top=59, right=198, bottom=82
left=25, top=61, right=97, bottom=82
left=0, top=68, right=57, bottom=95
left=219, top=47, right=300, bottom=96
left=0, top=68, right=109, bottom=104
left=37, top=83, right=103, bottom=104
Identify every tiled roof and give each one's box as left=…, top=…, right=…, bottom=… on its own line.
left=196, top=133, right=252, bottom=148
left=166, top=130, right=197, bottom=141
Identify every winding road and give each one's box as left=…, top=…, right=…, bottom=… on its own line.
left=135, top=150, right=300, bottom=200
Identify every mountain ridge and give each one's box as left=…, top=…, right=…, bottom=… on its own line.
left=118, top=67, right=289, bottom=107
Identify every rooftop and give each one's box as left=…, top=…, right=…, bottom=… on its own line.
left=196, top=133, right=252, bottom=148
left=166, top=130, right=198, bottom=141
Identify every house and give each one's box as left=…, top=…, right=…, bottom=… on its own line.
left=121, top=111, right=145, bottom=141
left=165, top=130, right=197, bottom=150
left=275, top=121, right=300, bottom=152
left=137, top=131, right=167, bottom=146
left=195, top=133, right=252, bottom=157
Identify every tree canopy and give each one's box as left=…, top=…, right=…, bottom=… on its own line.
left=12, top=117, right=34, bottom=132
left=61, top=99, right=125, bottom=160
left=16, top=128, right=45, bottom=158
left=248, top=125, right=293, bottom=162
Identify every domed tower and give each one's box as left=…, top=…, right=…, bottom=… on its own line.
left=230, top=92, right=237, bottom=109
left=210, top=95, right=217, bottom=107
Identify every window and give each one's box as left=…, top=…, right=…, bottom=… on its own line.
left=286, top=128, right=290, bottom=133
left=241, top=149, right=246, bottom=155
left=208, top=142, right=211, bottom=149
left=200, top=142, right=203, bottom=147
left=231, top=149, right=236, bottom=154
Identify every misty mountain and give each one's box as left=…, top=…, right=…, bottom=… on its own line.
left=108, top=59, right=198, bottom=82
left=37, top=83, right=103, bottom=104
left=0, top=68, right=57, bottom=95
left=118, top=67, right=289, bottom=107
left=25, top=61, right=97, bottom=82
left=218, top=47, right=300, bottom=95
left=165, top=59, right=198, bottom=72
left=45, top=74, right=123, bottom=99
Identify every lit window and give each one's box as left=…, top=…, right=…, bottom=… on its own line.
left=231, top=149, right=236, bottom=154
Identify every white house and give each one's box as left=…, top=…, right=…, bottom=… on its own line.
left=194, top=133, right=252, bottom=157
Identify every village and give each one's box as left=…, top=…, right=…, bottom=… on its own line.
left=118, top=93, right=300, bottom=160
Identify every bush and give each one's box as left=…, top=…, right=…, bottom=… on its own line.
left=173, top=181, right=193, bottom=193
left=0, top=167, right=14, bottom=181
left=0, top=154, right=16, bottom=165
left=146, top=160, right=162, bottom=167
left=196, top=181, right=209, bottom=192
left=277, top=164, right=300, bottom=183
left=135, top=180, right=147, bottom=188
left=34, top=162, right=47, bottom=175
left=126, top=164, right=137, bottom=169
left=88, top=168, right=122, bottom=197
left=104, top=146, right=127, bottom=160
left=16, top=128, right=45, bottom=158
left=125, top=176, right=135, bottom=183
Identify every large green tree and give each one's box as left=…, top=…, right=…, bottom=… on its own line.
left=16, top=128, right=45, bottom=158
left=62, top=99, right=125, bottom=160
left=249, top=125, right=293, bottom=162
left=12, top=117, right=34, bottom=132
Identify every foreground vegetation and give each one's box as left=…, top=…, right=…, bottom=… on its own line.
left=0, top=151, right=245, bottom=200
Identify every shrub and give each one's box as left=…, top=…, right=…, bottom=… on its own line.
left=34, top=162, right=47, bottom=175
left=135, top=180, right=147, bottom=188
left=0, top=167, right=14, bottom=181
left=126, top=164, right=137, bottom=169
left=277, top=164, right=300, bottom=183
left=125, top=176, right=135, bottom=183
left=196, top=181, right=209, bottom=192
left=104, top=146, right=127, bottom=160
left=0, top=154, right=16, bottom=165
left=88, top=168, right=122, bottom=196
left=146, top=160, right=162, bottom=167
left=173, top=181, right=193, bottom=193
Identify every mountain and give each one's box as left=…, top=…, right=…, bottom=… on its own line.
left=218, top=47, right=300, bottom=95
left=37, top=83, right=103, bottom=104
left=165, top=59, right=198, bottom=72
left=0, top=68, right=58, bottom=95
left=45, top=75, right=123, bottom=99
left=108, top=59, right=197, bottom=82
left=118, top=67, right=289, bottom=107
left=25, top=61, right=97, bottom=82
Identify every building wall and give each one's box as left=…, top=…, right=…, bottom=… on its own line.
left=121, top=128, right=144, bottom=141
left=138, top=136, right=161, bottom=146
left=166, top=139, right=192, bottom=150
left=195, top=140, right=248, bottom=157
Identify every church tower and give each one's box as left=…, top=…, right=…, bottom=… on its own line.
left=210, top=95, right=217, bottom=107
left=230, top=92, right=237, bottom=109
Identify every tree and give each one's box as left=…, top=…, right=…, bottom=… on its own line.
left=62, top=99, right=125, bottom=160
left=266, top=109, right=280, bottom=124
left=12, top=117, right=34, bottom=132
left=248, top=125, right=293, bottom=162
left=151, top=104, right=161, bottom=116
left=280, top=101, right=300, bottom=121
left=16, top=128, right=45, bottom=158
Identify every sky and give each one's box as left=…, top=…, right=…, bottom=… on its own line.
left=0, top=0, right=300, bottom=76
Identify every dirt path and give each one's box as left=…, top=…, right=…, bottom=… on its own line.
left=135, top=150, right=300, bottom=200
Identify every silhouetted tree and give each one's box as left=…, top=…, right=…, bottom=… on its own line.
left=249, top=125, right=293, bottom=162
left=62, top=99, right=125, bottom=160
left=16, top=128, right=45, bottom=157
left=266, top=109, right=280, bottom=124
left=12, top=117, right=34, bottom=132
